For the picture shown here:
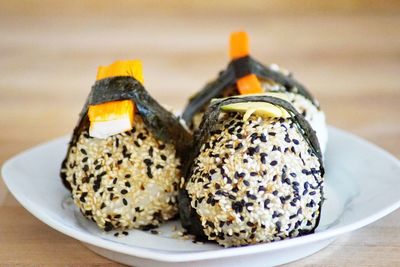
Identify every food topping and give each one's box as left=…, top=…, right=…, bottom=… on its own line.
left=88, top=60, right=143, bottom=138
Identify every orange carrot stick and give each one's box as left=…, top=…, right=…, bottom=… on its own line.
left=96, top=60, right=144, bottom=85
left=236, top=74, right=264, bottom=95
left=230, top=31, right=250, bottom=60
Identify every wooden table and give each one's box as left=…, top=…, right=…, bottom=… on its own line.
left=1, top=2, right=399, bottom=266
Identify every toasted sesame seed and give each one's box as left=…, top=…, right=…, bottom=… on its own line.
left=144, top=158, right=153, bottom=165
left=235, top=143, right=243, bottom=150
left=150, top=230, right=159, bottom=235
left=155, top=164, right=164, bottom=169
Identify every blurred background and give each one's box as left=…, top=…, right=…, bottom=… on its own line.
left=1, top=0, right=399, bottom=151
left=0, top=1, right=399, bottom=265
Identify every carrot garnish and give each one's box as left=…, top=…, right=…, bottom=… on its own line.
left=229, top=31, right=250, bottom=60
left=236, top=74, right=264, bottom=95
left=96, top=60, right=144, bottom=84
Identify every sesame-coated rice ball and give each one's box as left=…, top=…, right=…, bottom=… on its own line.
left=185, top=112, right=323, bottom=247
left=61, top=115, right=181, bottom=231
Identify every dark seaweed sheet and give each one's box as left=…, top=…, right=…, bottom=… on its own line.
left=61, top=76, right=192, bottom=190
left=182, top=56, right=319, bottom=127
left=179, top=95, right=324, bottom=239
left=181, top=67, right=236, bottom=124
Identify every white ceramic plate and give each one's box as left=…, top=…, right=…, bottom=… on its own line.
left=2, top=127, right=400, bottom=267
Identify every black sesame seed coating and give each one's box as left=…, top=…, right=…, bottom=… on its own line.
left=185, top=112, right=323, bottom=247
left=61, top=117, right=181, bottom=231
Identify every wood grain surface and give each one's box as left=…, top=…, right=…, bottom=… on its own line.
left=0, top=1, right=399, bottom=266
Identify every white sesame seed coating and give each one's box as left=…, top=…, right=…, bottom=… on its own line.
left=61, top=116, right=181, bottom=231
left=185, top=112, right=323, bottom=247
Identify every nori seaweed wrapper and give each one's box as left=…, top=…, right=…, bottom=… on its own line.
left=182, top=56, right=319, bottom=127
left=61, top=76, right=192, bottom=190
left=179, top=95, right=324, bottom=239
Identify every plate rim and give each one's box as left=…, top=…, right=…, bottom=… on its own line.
left=2, top=126, right=400, bottom=262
